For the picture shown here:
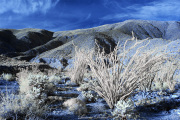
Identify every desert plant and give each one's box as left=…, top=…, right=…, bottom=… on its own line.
left=1, top=73, right=15, bottom=81
left=16, top=67, right=58, bottom=107
left=17, top=68, right=47, bottom=94
left=73, top=36, right=177, bottom=110
left=68, top=45, right=91, bottom=85
left=152, top=60, right=178, bottom=92
left=48, top=75, right=61, bottom=83
left=80, top=90, right=99, bottom=102
left=0, top=89, right=49, bottom=119
left=76, top=79, right=97, bottom=91
left=2, top=67, right=62, bottom=119
left=63, top=98, right=87, bottom=115
left=112, top=99, right=135, bottom=118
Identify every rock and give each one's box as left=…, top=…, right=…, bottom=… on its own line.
left=63, top=98, right=87, bottom=115
left=60, top=58, right=68, bottom=67
left=32, top=57, right=65, bottom=69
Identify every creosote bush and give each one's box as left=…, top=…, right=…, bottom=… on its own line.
left=72, top=35, right=178, bottom=112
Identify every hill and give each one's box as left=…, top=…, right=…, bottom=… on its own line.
left=0, top=20, right=180, bottom=69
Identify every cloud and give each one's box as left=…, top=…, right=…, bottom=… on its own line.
left=0, top=0, right=60, bottom=15
left=101, top=0, right=180, bottom=21
left=103, top=0, right=122, bottom=10
left=85, top=13, right=91, bottom=20
left=133, top=0, right=180, bottom=20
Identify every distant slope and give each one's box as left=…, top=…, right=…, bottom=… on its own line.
left=0, top=20, right=180, bottom=63
left=35, top=20, right=180, bottom=60
left=0, top=28, right=53, bottom=58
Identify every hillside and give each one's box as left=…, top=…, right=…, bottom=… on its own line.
left=0, top=20, right=180, bottom=69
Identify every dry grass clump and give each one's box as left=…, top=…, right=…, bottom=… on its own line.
left=0, top=67, right=62, bottom=119
left=63, top=98, right=87, bottom=115
left=151, top=60, right=178, bottom=92
left=111, top=99, right=135, bottom=118
left=0, top=89, right=49, bottom=119
left=71, top=36, right=178, bottom=110
left=67, top=45, right=91, bottom=85
left=17, top=67, right=61, bottom=96
left=17, top=68, right=48, bottom=95
left=1, top=73, right=15, bottom=81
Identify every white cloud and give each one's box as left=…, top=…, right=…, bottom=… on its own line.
left=0, top=0, right=60, bottom=15
left=85, top=13, right=91, bottom=20
left=134, top=0, right=180, bottom=20
left=101, top=0, right=180, bottom=21
left=103, top=0, right=122, bottom=9
left=101, top=14, right=128, bottom=21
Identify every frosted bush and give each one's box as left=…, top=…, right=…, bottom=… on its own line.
left=17, top=68, right=56, bottom=105
left=81, top=91, right=99, bottom=102
left=151, top=81, right=170, bottom=91
left=1, top=73, right=14, bottom=81
left=72, top=35, right=178, bottom=110
left=68, top=45, right=91, bottom=84
left=63, top=98, right=87, bottom=115
left=77, top=80, right=97, bottom=91
left=112, top=99, right=135, bottom=118
left=49, top=75, right=61, bottom=83
left=77, top=83, right=89, bottom=91
left=0, top=90, right=48, bottom=119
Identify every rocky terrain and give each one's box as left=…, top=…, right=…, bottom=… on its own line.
left=0, top=20, right=180, bottom=120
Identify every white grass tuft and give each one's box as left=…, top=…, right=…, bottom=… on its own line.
left=1, top=73, right=15, bottom=81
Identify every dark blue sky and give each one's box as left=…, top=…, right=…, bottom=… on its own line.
left=0, top=0, right=180, bottom=31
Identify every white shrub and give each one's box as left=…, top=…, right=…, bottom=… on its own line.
left=68, top=45, right=92, bottom=84
left=72, top=36, right=178, bottom=110
left=112, top=99, right=135, bottom=118
left=1, top=73, right=14, bottom=81
left=0, top=91, right=48, bottom=119
left=63, top=98, right=87, bottom=115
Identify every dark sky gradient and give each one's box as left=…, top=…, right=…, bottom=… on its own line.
left=0, top=0, right=180, bottom=31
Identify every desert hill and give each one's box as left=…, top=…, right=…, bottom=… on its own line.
left=0, top=20, right=180, bottom=69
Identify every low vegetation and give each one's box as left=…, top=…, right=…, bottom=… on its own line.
left=67, top=46, right=90, bottom=85
left=0, top=67, right=62, bottom=119
left=71, top=36, right=179, bottom=118
left=1, top=73, right=15, bottom=81
left=0, top=91, right=49, bottom=120
left=0, top=35, right=179, bottom=119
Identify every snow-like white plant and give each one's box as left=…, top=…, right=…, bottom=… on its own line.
left=151, top=81, right=170, bottom=91
left=49, top=75, right=61, bottom=83
left=63, top=98, right=87, bottom=115
left=77, top=83, right=89, bottom=91
left=77, top=79, right=98, bottom=91
left=68, top=44, right=92, bottom=85
left=81, top=90, right=98, bottom=102
left=1, top=73, right=14, bottom=81
left=72, top=36, right=178, bottom=110
left=17, top=67, right=56, bottom=104
left=112, top=99, right=135, bottom=118
left=0, top=90, right=49, bottom=119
